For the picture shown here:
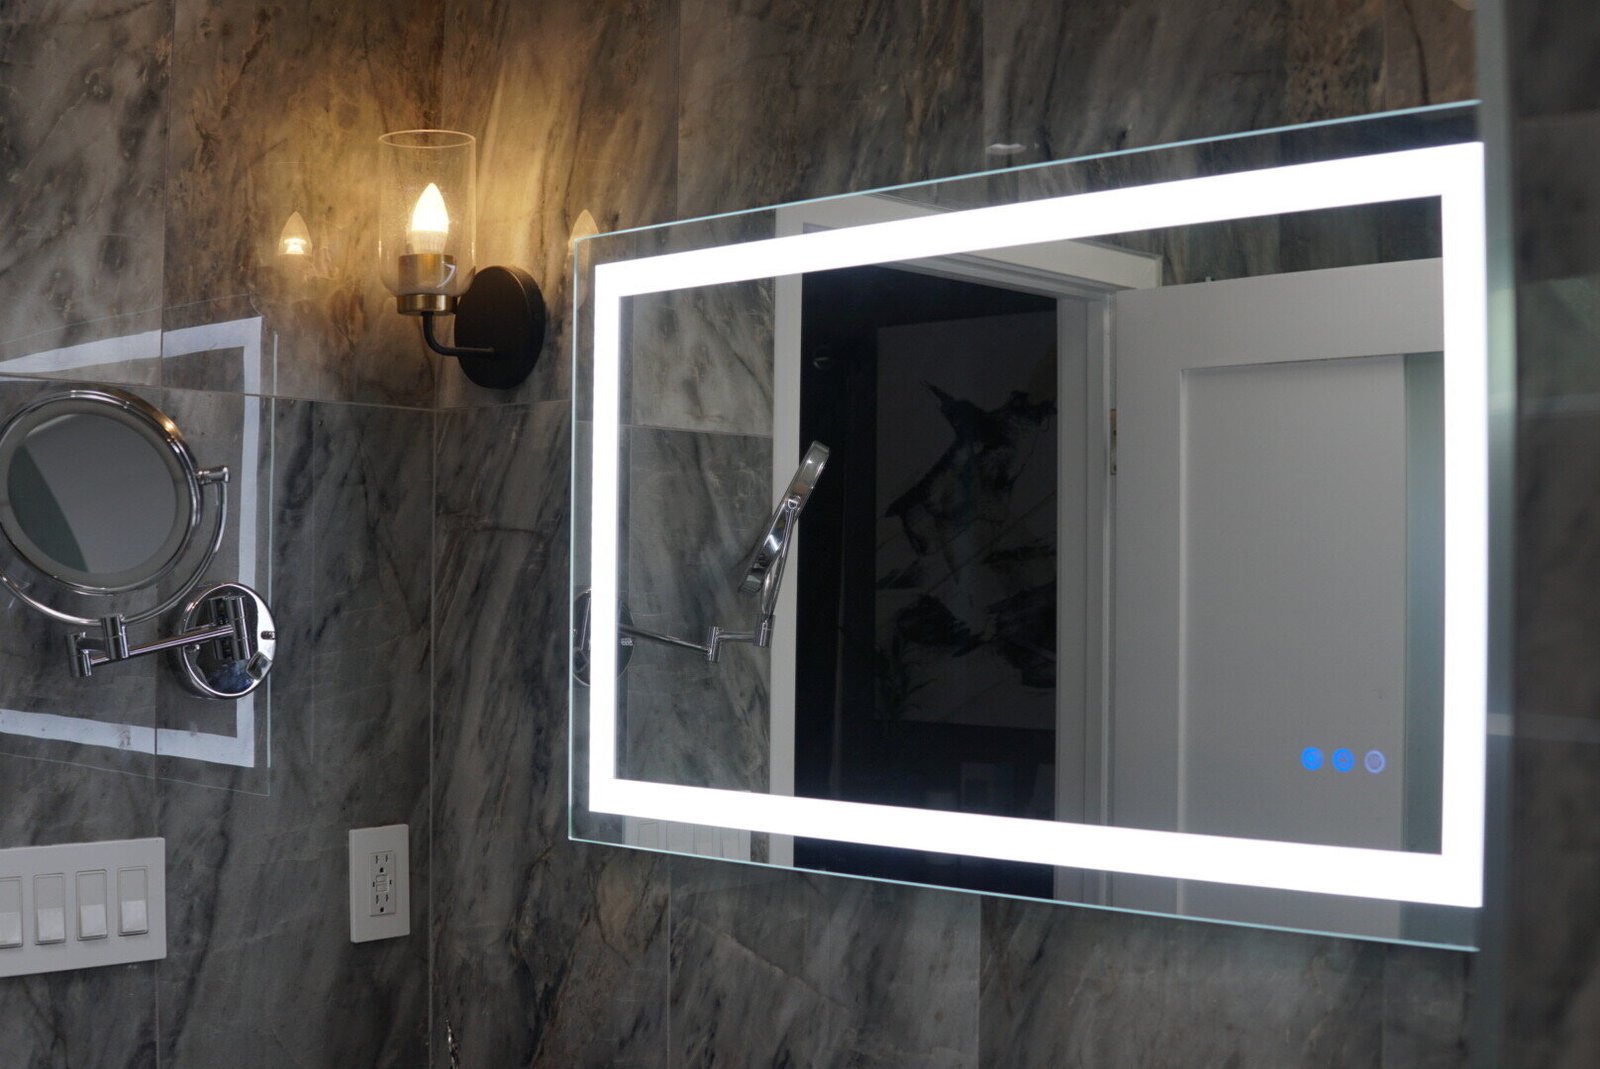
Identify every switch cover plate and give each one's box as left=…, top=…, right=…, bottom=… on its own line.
left=0, top=838, right=165, bottom=978
left=348, top=825, right=409, bottom=943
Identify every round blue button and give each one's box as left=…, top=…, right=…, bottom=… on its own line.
left=1332, top=748, right=1356, bottom=773
left=1365, top=749, right=1387, bottom=774
left=1300, top=746, right=1325, bottom=771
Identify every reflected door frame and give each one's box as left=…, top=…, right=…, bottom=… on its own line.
left=769, top=194, right=1163, bottom=883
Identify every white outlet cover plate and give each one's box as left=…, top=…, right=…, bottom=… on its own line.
left=348, top=824, right=409, bottom=943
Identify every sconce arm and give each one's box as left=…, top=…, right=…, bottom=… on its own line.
left=419, top=313, right=496, bottom=360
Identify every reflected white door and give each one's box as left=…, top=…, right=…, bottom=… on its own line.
left=1110, top=259, right=1444, bottom=931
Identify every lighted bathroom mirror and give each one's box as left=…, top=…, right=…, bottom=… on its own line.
left=572, top=104, right=1492, bottom=949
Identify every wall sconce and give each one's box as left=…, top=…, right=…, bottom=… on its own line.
left=378, top=129, right=545, bottom=389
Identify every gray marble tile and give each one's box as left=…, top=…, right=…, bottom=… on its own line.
left=435, top=0, right=680, bottom=409
left=670, top=858, right=980, bottom=1068
left=678, top=0, right=985, bottom=218
left=1380, top=945, right=1472, bottom=1068
left=1512, top=114, right=1600, bottom=283
left=979, top=898, right=1394, bottom=1068
left=1381, top=0, right=1476, bottom=109
left=157, top=399, right=432, bottom=1068
left=983, top=0, right=1288, bottom=166
left=431, top=400, right=670, bottom=1068
left=1285, top=0, right=1388, bottom=123
left=1506, top=0, right=1600, bottom=117
left=628, top=279, right=774, bottom=437
left=621, top=427, right=772, bottom=791
left=162, top=0, right=444, bottom=407
left=0, top=0, right=170, bottom=387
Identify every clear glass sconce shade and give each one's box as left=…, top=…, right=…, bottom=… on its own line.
left=377, top=129, right=476, bottom=301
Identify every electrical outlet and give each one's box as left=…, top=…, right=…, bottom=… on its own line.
left=370, top=850, right=396, bottom=916
left=348, top=826, right=409, bottom=943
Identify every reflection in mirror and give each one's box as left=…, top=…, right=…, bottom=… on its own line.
left=9, top=414, right=181, bottom=577
left=575, top=106, right=1489, bottom=949
left=0, top=401, right=193, bottom=593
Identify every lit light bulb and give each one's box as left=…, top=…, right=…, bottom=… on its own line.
left=278, top=210, right=311, bottom=257
left=408, top=183, right=449, bottom=254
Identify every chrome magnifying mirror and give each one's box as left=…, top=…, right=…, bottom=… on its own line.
left=0, top=387, right=277, bottom=699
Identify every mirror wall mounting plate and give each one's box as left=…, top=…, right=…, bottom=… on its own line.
left=0, top=386, right=278, bottom=699
left=571, top=105, right=1493, bottom=949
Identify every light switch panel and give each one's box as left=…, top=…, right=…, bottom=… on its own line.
left=0, top=839, right=165, bottom=979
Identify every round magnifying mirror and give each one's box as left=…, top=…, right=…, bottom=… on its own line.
left=0, top=389, right=200, bottom=595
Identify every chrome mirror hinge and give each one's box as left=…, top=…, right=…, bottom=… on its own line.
left=66, top=595, right=262, bottom=680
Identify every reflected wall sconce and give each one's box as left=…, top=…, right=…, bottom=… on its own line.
left=378, top=129, right=545, bottom=389
left=277, top=211, right=312, bottom=257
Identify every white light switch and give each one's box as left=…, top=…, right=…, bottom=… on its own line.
left=0, top=878, right=22, bottom=949
left=118, top=867, right=149, bottom=936
left=76, top=870, right=108, bottom=941
left=34, top=874, right=66, bottom=945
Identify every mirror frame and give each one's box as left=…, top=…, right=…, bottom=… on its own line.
left=581, top=142, right=1490, bottom=911
left=0, top=387, right=202, bottom=595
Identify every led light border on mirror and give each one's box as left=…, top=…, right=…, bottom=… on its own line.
left=584, top=142, right=1489, bottom=910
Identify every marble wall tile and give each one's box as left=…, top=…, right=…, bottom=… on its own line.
left=677, top=0, right=985, bottom=219
left=162, top=0, right=445, bottom=407
left=621, top=426, right=771, bottom=791
left=983, top=0, right=1288, bottom=166
left=669, top=859, right=979, bottom=1068
left=1505, top=0, right=1600, bottom=116
left=0, top=0, right=170, bottom=386
left=976, top=897, right=1470, bottom=1068
left=627, top=280, right=775, bottom=437
left=156, top=398, right=433, bottom=1069
left=1382, top=0, right=1476, bottom=109
left=436, top=0, right=680, bottom=410
left=431, top=401, right=669, bottom=1067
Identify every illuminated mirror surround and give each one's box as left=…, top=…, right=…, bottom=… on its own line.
left=583, top=143, right=1490, bottom=910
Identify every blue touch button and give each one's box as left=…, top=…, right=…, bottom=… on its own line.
left=1300, top=746, right=1325, bottom=771
left=1331, top=748, right=1356, bottom=773
left=1365, top=749, right=1387, bottom=774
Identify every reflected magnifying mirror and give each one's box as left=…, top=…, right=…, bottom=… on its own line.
left=0, top=387, right=277, bottom=699
left=572, top=441, right=829, bottom=685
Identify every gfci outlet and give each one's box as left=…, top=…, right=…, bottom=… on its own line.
left=348, top=825, right=409, bottom=943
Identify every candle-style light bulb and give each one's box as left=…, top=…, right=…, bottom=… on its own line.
left=278, top=210, right=312, bottom=257
left=408, top=183, right=450, bottom=254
